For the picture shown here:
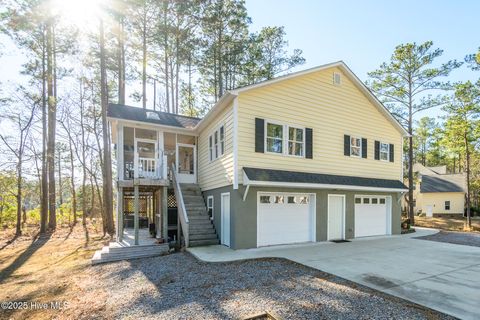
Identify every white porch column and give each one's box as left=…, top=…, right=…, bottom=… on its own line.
left=117, top=123, right=124, bottom=180
left=134, top=184, right=139, bottom=245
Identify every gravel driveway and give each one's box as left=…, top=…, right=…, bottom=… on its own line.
left=415, top=230, right=480, bottom=247
left=78, top=253, right=451, bottom=320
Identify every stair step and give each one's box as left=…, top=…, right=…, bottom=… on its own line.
left=189, top=228, right=216, bottom=235
left=189, top=219, right=214, bottom=225
left=180, top=184, right=201, bottom=192
left=190, top=233, right=218, bottom=241
left=188, top=215, right=212, bottom=220
left=189, top=223, right=214, bottom=230
left=92, top=244, right=169, bottom=265
left=182, top=191, right=202, bottom=196
left=189, top=239, right=220, bottom=247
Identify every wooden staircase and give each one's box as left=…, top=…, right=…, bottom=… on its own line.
left=180, top=184, right=220, bottom=247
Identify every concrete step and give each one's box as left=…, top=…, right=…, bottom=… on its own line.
left=189, top=223, right=214, bottom=231
left=180, top=184, right=202, bottom=192
left=190, top=233, right=218, bottom=241
left=188, top=215, right=211, bottom=221
left=91, top=243, right=169, bottom=265
left=189, top=238, right=220, bottom=247
left=189, top=228, right=216, bottom=235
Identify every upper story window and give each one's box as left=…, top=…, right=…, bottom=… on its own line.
left=350, top=137, right=362, bottom=157
left=288, top=127, right=304, bottom=157
left=266, top=122, right=283, bottom=153
left=209, top=124, right=225, bottom=162
left=380, top=142, right=389, bottom=161
left=266, top=121, right=305, bottom=157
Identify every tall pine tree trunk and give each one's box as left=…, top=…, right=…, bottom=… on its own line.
left=40, top=25, right=48, bottom=233
left=68, top=137, right=77, bottom=225
left=118, top=17, right=126, bottom=105
left=464, top=131, right=471, bottom=228
left=47, top=19, right=56, bottom=230
left=99, top=18, right=115, bottom=236
left=142, top=10, right=147, bottom=109
left=407, top=84, right=414, bottom=225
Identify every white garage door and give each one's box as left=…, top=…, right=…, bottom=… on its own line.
left=257, top=193, right=315, bottom=247
left=355, top=196, right=391, bottom=237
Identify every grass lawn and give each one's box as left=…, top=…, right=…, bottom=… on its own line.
left=0, top=223, right=453, bottom=320
left=414, top=216, right=480, bottom=232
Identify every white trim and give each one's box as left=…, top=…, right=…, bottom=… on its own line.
left=327, top=194, right=346, bottom=241
left=207, top=195, right=214, bottom=220
left=256, top=191, right=316, bottom=247
left=379, top=142, right=390, bottom=162
left=243, top=173, right=407, bottom=192
left=220, top=192, right=231, bottom=247
left=233, top=97, right=239, bottom=189
left=349, top=136, right=362, bottom=158
left=264, top=119, right=306, bottom=158
left=208, top=123, right=226, bottom=162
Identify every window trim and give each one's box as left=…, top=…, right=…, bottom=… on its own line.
left=264, top=119, right=305, bottom=158
left=379, top=142, right=390, bottom=162
left=208, top=124, right=226, bottom=162
left=207, top=195, right=214, bottom=220
left=350, top=136, right=362, bottom=158
left=444, top=200, right=450, bottom=211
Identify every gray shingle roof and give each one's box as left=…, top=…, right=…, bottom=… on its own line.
left=420, top=174, right=465, bottom=193
left=243, top=167, right=407, bottom=190
left=107, top=103, right=200, bottom=129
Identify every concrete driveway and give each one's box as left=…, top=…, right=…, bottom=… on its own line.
left=188, top=228, right=480, bottom=320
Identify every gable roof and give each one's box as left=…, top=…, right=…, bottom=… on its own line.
left=243, top=167, right=407, bottom=192
left=229, top=61, right=409, bottom=137
left=420, top=174, right=466, bottom=193
left=107, top=103, right=200, bottom=129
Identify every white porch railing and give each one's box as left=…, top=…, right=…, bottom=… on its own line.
left=134, top=152, right=168, bottom=180
left=171, top=163, right=189, bottom=247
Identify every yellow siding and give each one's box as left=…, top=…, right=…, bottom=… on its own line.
left=417, top=192, right=465, bottom=214
left=237, top=66, right=403, bottom=183
left=198, top=102, right=234, bottom=190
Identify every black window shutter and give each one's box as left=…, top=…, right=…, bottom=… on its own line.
left=255, top=118, right=265, bottom=153
left=305, top=128, right=313, bottom=159
left=389, top=144, right=394, bottom=162
left=344, top=135, right=350, bottom=156
left=361, top=138, right=367, bottom=158
left=374, top=141, right=380, bottom=160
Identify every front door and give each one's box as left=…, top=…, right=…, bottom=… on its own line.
left=221, top=193, right=230, bottom=247
left=328, top=194, right=345, bottom=240
left=176, top=143, right=196, bottom=183
left=426, top=205, right=433, bottom=218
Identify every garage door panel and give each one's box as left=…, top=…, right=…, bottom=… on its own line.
left=257, top=193, right=314, bottom=247
left=355, top=196, right=390, bottom=238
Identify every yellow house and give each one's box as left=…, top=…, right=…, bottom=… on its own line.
left=108, top=61, right=409, bottom=251
left=409, top=164, right=466, bottom=217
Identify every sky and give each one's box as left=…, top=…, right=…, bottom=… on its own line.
left=1, top=0, right=479, bottom=121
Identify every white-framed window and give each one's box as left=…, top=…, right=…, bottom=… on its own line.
left=445, top=201, right=450, bottom=210
left=207, top=195, right=214, bottom=220
left=380, top=142, right=389, bottom=161
left=288, top=126, right=304, bottom=157
left=209, top=124, right=225, bottom=162
left=266, top=122, right=283, bottom=154
left=350, top=137, right=362, bottom=157
left=265, top=121, right=305, bottom=157
left=208, top=136, right=213, bottom=161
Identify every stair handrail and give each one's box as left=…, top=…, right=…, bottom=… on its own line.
left=171, top=163, right=189, bottom=247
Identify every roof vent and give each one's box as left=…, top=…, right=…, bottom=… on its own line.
left=333, top=72, right=341, bottom=85
left=146, top=111, right=160, bottom=120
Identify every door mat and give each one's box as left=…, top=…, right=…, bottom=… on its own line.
left=331, top=239, right=351, bottom=243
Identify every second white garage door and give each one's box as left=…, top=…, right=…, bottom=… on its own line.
left=354, top=196, right=391, bottom=237
left=257, top=193, right=315, bottom=247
